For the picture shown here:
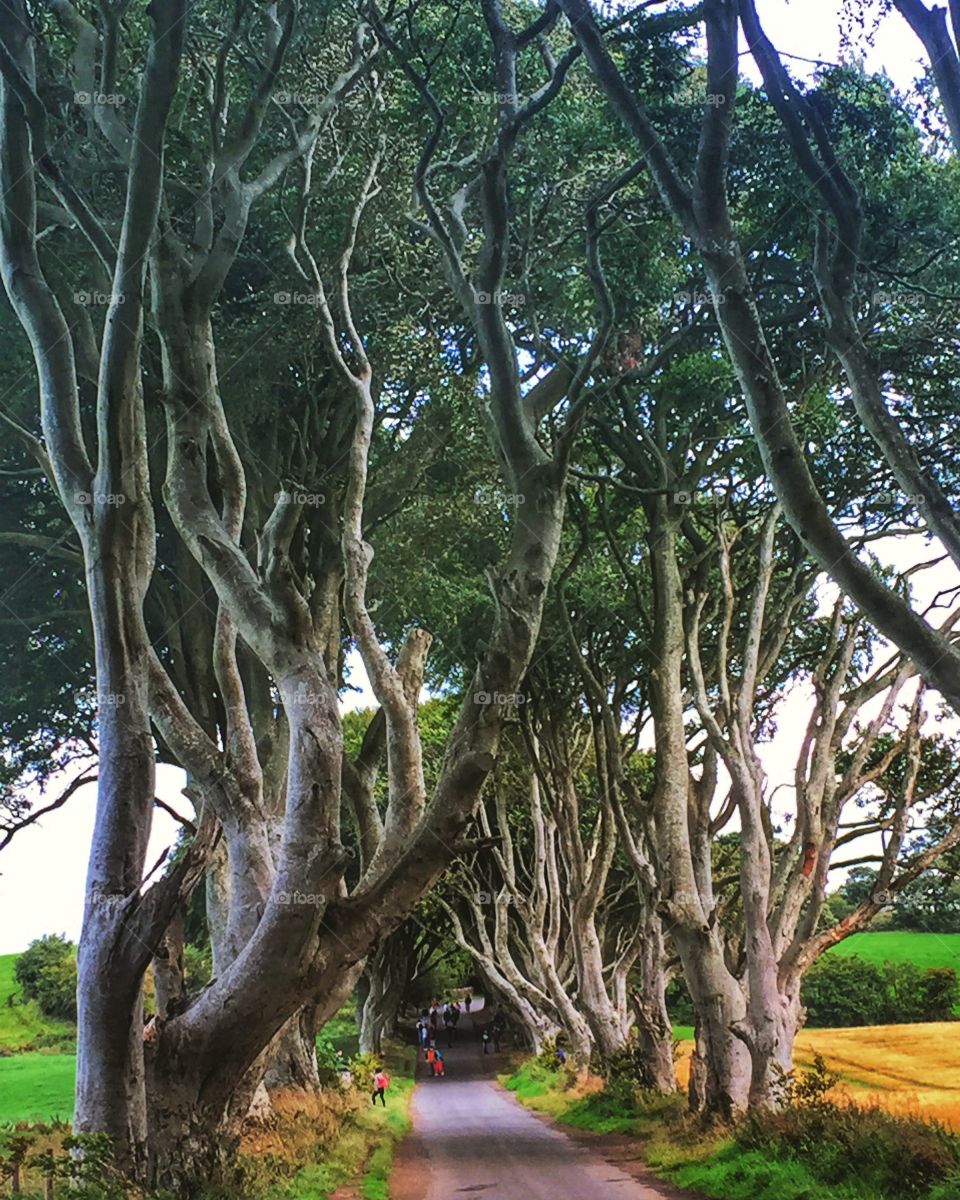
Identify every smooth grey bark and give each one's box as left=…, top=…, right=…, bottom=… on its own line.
left=0, top=0, right=215, bottom=1175
left=642, top=497, right=751, bottom=1113
left=554, top=578, right=677, bottom=1088
left=1, top=3, right=602, bottom=1185
left=442, top=778, right=578, bottom=1057
left=631, top=926, right=675, bottom=1092
left=358, top=939, right=406, bottom=1058
left=559, top=0, right=960, bottom=1113
left=139, top=14, right=590, bottom=1183
left=263, top=1006, right=322, bottom=1092
left=525, top=725, right=631, bottom=1062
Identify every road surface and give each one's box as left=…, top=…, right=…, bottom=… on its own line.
left=399, top=1014, right=681, bottom=1200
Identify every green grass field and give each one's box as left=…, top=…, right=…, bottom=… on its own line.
left=0, top=953, right=75, bottom=1052
left=0, top=951, right=77, bottom=1127
left=0, top=1052, right=75, bottom=1124
left=824, top=931, right=960, bottom=971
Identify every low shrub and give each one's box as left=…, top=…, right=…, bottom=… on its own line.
left=665, top=976, right=694, bottom=1026
left=802, top=954, right=960, bottom=1027
left=533, top=1037, right=578, bottom=1082
left=0, top=1128, right=133, bottom=1200
left=740, top=1057, right=960, bottom=1199
left=595, top=1045, right=644, bottom=1114
left=347, top=1052, right=379, bottom=1094
left=801, top=955, right=887, bottom=1026
left=182, top=944, right=212, bottom=994
left=14, top=935, right=78, bottom=1023
left=314, top=1029, right=350, bottom=1085
left=237, top=1085, right=361, bottom=1188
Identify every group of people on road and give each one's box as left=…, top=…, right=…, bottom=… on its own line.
left=417, top=994, right=473, bottom=1075
left=374, top=991, right=499, bottom=1103
left=418, top=994, right=471, bottom=1049
left=415, top=993, right=511, bottom=1075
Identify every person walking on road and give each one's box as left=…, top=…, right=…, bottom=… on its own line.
left=481, top=1025, right=491, bottom=1055
left=434, top=1049, right=445, bottom=1077
left=371, top=1067, right=390, bottom=1106
left=426, top=1045, right=437, bottom=1076
left=464, top=993, right=472, bottom=1015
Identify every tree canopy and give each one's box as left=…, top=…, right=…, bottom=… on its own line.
left=2, top=0, right=960, bottom=1192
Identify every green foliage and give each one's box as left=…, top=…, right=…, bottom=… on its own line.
left=14, top=937, right=77, bottom=1022
left=670, top=1144, right=871, bottom=1200
left=531, top=1039, right=578, bottom=1088
left=740, top=1092, right=960, bottom=1200
left=916, top=969, right=960, bottom=1020
left=594, top=1045, right=645, bottom=1114
left=347, top=1052, right=380, bottom=1094
left=802, top=954, right=887, bottom=1026
left=315, top=1030, right=347, bottom=1081
left=0, top=1130, right=129, bottom=1200
left=819, top=888, right=856, bottom=929
left=0, top=954, right=74, bottom=1053
left=665, top=975, right=695, bottom=1025
left=503, top=1059, right=559, bottom=1102
left=891, top=877, right=960, bottom=934
left=802, top=954, right=960, bottom=1026
left=787, top=1052, right=840, bottom=1106
left=182, top=944, right=212, bottom=994
left=53, top=1132, right=129, bottom=1200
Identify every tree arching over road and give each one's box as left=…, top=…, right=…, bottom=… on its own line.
left=2, top=0, right=960, bottom=1192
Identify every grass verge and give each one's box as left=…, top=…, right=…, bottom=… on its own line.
left=256, top=1042, right=416, bottom=1200
left=502, top=1057, right=960, bottom=1200
left=0, top=1038, right=414, bottom=1198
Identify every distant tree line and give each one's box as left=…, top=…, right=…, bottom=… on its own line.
left=835, top=865, right=960, bottom=935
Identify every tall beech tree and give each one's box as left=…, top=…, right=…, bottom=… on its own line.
left=559, top=0, right=960, bottom=717
left=6, top=0, right=960, bottom=1170
left=444, top=716, right=662, bottom=1071
left=0, top=0, right=616, bottom=1188
left=566, top=453, right=960, bottom=1112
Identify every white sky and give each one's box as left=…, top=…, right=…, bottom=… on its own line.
left=0, top=1, right=947, bottom=954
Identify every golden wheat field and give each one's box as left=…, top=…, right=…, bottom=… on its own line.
left=675, top=1023, right=960, bottom=1130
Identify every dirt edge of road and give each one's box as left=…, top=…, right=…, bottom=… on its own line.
left=386, top=1119, right=424, bottom=1200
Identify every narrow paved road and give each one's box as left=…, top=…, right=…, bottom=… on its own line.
left=399, top=1016, right=679, bottom=1200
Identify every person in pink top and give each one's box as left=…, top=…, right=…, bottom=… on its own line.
left=372, top=1067, right=390, bottom=1106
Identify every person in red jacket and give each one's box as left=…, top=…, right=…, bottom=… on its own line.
left=372, top=1067, right=390, bottom=1106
